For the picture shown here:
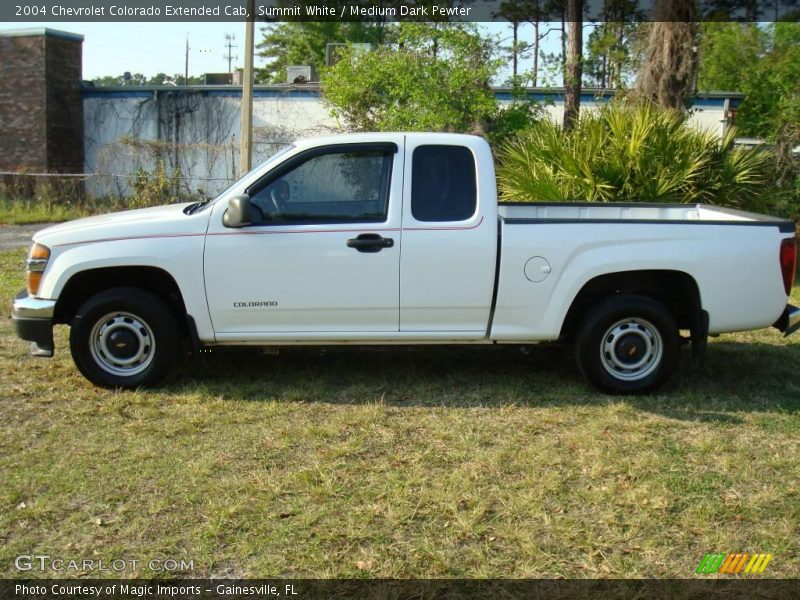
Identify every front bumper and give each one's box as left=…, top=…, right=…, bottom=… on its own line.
left=11, top=289, right=56, bottom=357
left=773, top=304, right=800, bottom=338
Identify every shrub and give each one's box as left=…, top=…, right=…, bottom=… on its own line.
left=322, top=24, right=499, bottom=134
left=131, top=160, right=183, bottom=208
left=485, top=82, right=548, bottom=148
left=497, top=102, right=779, bottom=213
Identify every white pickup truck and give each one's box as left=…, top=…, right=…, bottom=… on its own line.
left=12, top=133, right=799, bottom=393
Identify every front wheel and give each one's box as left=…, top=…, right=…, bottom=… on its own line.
left=575, top=294, right=680, bottom=394
left=70, top=287, right=179, bottom=389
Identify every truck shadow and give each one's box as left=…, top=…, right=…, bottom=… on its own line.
left=169, top=338, right=800, bottom=421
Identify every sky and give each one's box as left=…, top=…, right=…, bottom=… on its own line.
left=0, top=21, right=559, bottom=81
left=1, top=22, right=255, bottom=78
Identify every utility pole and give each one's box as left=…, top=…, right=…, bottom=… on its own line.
left=239, top=0, right=255, bottom=174
left=184, top=35, right=190, bottom=85
left=224, top=34, right=238, bottom=75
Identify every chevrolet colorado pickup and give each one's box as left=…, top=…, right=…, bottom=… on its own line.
left=11, top=133, right=799, bottom=393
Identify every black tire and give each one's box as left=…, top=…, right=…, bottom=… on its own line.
left=575, top=294, right=680, bottom=394
left=69, top=287, right=179, bottom=389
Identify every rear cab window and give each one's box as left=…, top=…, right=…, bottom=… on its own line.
left=411, top=145, right=477, bottom=222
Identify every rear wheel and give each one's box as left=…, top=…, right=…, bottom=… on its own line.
left=70, top=287, right=179, bottom=389
left=575, top=294, right=680, bottom=394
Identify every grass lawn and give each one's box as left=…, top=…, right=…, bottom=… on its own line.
left=0, top=246, right=798, bottom=579
left=0, top=201, right=97, bottom=225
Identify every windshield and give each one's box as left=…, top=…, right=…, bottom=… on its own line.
left=193, top=144, right=295, bottom=213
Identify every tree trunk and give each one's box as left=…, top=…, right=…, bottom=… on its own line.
left=634, top=0, right=698, bottom=110
left=615, top=21, right=624, bottom=88
left=512, top=21, right=518, bottom=78
left=601, top=51, right=607, bottom=89
left=563, top=0, right=583, bottom=131
left=560, top=10, right=567, bottom=81
left=532, top=21, right=539, bottom=87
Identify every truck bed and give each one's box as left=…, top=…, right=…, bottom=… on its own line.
left=498, top=202, right=795, bottom=232
left=491, top=201, right=795, bottom=342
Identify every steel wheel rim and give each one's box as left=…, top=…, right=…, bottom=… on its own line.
left=599, top=317, right=663, bottom=381
left=89, top=311, right=155, bottom=377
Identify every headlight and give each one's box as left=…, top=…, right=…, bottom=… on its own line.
left=26, top=243, right=50, bottom=296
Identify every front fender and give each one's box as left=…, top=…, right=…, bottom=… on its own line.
left=40, top=236, right=214, bottom=342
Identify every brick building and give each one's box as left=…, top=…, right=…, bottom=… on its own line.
left=0, top=28, right=84, bottom=174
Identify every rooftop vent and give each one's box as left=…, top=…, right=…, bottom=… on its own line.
left=286, top=65, right=316, bottom=84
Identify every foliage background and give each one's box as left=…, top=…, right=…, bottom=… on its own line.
left=497, top=102, right=778, bottom=212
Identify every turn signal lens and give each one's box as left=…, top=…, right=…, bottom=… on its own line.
left=25, top=243, right=50, bottom=296
left=26, top=271, right=43, bottom=296
left=28, top=243, right=50, bottom=261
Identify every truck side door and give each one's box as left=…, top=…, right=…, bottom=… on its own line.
left=204, top=140, right=403, bottom=339
left=399, top=137, right=497, bottom=335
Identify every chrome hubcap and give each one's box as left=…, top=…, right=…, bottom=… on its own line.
left=89, top=312, right=155, bottom=376
left=600, top=317, right=663, bottom=381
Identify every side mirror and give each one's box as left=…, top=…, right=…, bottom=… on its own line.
left=223, top=195, right=259, bottom=228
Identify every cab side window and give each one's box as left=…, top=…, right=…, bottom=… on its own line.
left=411, top=145, right=477, bottom=222
left=249, top=148, right=393, bottom=224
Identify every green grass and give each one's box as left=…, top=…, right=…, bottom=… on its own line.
left=0, top=247, right=798, bottom=579
left=0, top=200, right=96, bottom=225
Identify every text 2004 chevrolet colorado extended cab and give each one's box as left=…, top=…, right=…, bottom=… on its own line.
left=12, top=133, right=799, bottom=393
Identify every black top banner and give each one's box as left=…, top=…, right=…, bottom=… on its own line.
left=2, top=0, right=800, bottom=23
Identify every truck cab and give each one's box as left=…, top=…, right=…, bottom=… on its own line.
left=204, top=133, right=498, bottom=340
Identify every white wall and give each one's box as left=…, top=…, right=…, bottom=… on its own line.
left=83, top=88, right=340, bottom=197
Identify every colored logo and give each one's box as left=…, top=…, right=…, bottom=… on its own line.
left=696, top=553, right=772, bottom=574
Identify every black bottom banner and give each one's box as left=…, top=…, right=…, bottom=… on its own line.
left=1, top=579, right=797, bottom=600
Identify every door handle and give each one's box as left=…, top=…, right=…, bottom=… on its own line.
left=346, top=233, right=394, bottom=253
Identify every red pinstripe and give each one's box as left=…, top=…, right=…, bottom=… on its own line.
left=52, top=216, right=485, bottom=247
